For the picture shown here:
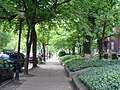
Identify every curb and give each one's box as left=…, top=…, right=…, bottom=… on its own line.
left=64, top=65, right=80, bottom=77
left=0, top=79, right=13, bottom=88
left=59, top=60, right=63, bottom=65
left=72, top=75, right=88, bottom=90
left=64, top=65, right=71, bottom=77
left=64, top=66, right=90, bottom=90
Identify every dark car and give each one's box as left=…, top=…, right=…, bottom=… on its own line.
left=9, top=53, right=25, bottom=72
left=9, top=53, right=25, bottom=66
left=0, top=59, right=14, bottom=83
left=0, top=52, right=25, bottom=72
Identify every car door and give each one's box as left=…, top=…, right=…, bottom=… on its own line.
left=0, top=61, right=8, bottom=82
left=3, top=61, right=13, bottom=79
left=0, top=63, right=4, bottom=82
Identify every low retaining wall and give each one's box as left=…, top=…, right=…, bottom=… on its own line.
left=72, top=75, right=88, bottom=90
left=64, top=65, right=89, bottom=90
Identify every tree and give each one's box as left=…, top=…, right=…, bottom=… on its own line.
left=68, top=0, right=120, bottom=58
left=0, top=0, right=72, bottom=74
left=21, top=0, right=71, bottom=74
left=36, top=23, right=51, bottom=62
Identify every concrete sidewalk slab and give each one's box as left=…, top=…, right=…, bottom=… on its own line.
left=16, top=57, right=75, bottom=90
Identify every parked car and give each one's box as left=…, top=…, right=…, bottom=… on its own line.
left=9, top=53, right=25, bottom=72
left=0, top=52, right=25, bottom=72
left=0, top=59, right=14, bottom=83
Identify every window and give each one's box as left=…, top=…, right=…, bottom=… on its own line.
left=111, top=42, right=115, bottom=50
left=118, top=39, right=120, bottom=53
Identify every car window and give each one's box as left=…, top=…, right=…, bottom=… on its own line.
left=10, top=54, right=17, bottom=59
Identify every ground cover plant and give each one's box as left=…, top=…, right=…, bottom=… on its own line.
left=78, top=65, right=120, bottom=90
left=65, top=58, right=120, bottom=72
left=66, top=59, right=107, bottom=72
left=60, top=55, right=76, bottom=62
left=58, top=50, right=67, bottom=57
left=60, top=55, right=83, bottom=64
left=60, top=55, right=120, bottom=72
left=60, top=55, right=83, bottom=65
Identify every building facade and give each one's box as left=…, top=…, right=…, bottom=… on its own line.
left=105, top=28, right=120, bottom=54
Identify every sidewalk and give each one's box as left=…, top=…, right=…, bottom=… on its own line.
left=14, top=57, right=76, bottom=90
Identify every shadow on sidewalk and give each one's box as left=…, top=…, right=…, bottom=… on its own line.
left=0, top=79, right=26, bottom=90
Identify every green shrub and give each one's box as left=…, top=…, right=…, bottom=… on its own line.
left=58, top=50, right=66, bottom=57
left=78, top=65, right=120, bottom=90
left=60, top=55, right=75, bottom=62
left=66, top=58, right=120, bottom=72
left=66, top=59, right=109, bottom=72
left=111, top=52, right=118, bottom=60
left=60, top=55, right=83, bottom=67
left=63, top=56, right=83, bottom=64
left=103, top=53, right=108, bottom=59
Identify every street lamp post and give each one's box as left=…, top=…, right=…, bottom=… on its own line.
left=15, top=8, right=25, bottom=81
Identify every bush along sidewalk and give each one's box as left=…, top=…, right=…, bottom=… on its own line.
left=58, top=50, right=66, bottom=57
left=65, top=59, right=120, bottom=72
left=60, top=55, right=82, bottom=63
left=61, top=55, right=120, bottom=90
left=61, top=55, right=120, bottom=72
left=78, top=65, right=120, bottom=90
left=59, top=55, right=76, bottom=65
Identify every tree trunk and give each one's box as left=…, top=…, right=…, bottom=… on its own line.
left=24, top=27, right=33, bottom=74
left=43, top=43, right=46, bottom=62
left=15, top=18, right=23, bottom=80
left=32, top=24, right=37, bottom=68
left=97, top=39, right=103, bottom=59
left=97, top=16, right=107, bottom=59
left=79, top=45, right=82, bottom=55
left=101, top=16, right=107, bottom=53
left=69, top=48, right=71, bottom=55
left=72, top=47, right=75, bottom=55
left=23, top=10, right=34, bottom=74
left=23, top=0, right=38, bottom=73
left=83, top=35, right=91, bottom=55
